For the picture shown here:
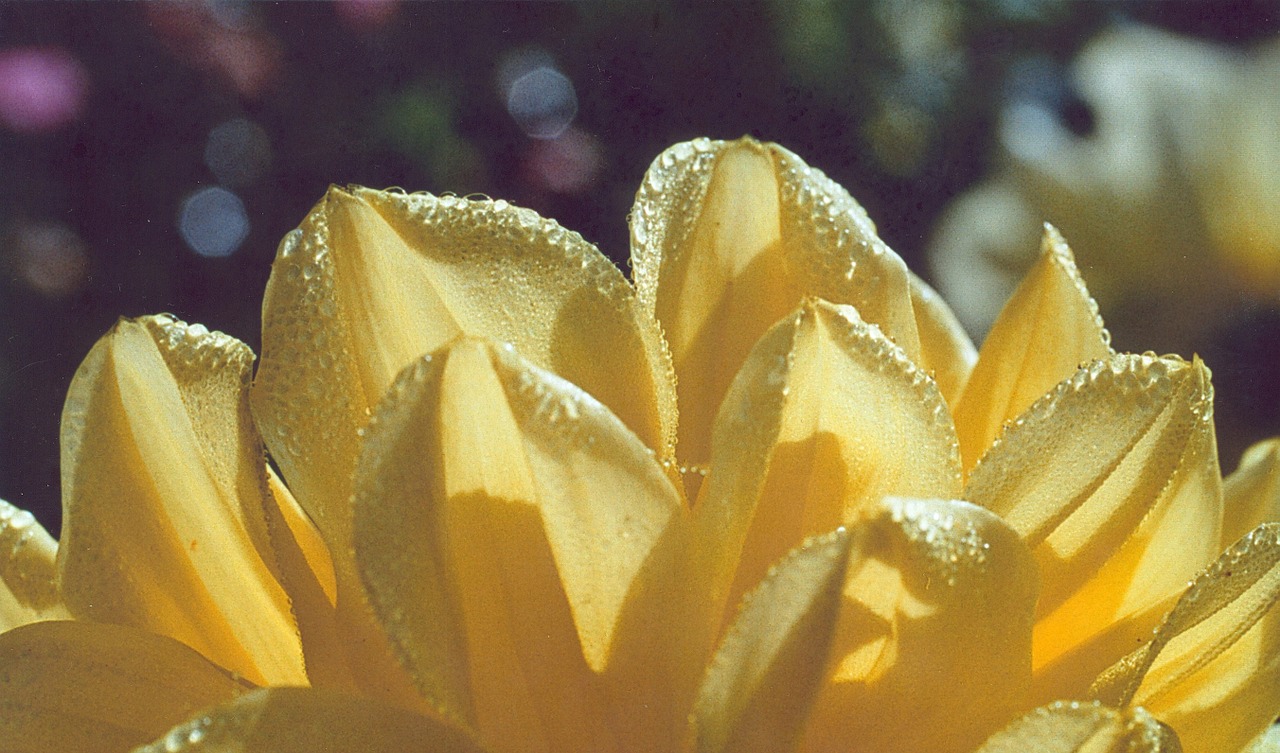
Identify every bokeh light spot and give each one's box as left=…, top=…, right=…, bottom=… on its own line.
left=9, top=221, right=89, bottom=298
left=527, top=127, right=603, bottom=194
left=178, top=187, right=250, bottom=258
left=506, top=65, right=577, bottom=139
left=0, top=46, right=89, bottom=132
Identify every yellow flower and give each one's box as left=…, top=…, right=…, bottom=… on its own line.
left=2, top=137, right=1279, bottom=753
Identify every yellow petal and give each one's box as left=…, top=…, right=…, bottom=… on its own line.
left=975, top=701, right=1181, bottom=753
left=0, top=620, right=249, bottom=753
left=266, top=468, right=335, bottom=606
left=966, top=354, right=1223, bottom=677
left=135, top=688, right=488, bottom=753
left=694, top=529, right=853, bottom=753
left=353, top=338, right=690, bottom=753
left=0, top=499, right=67, bottom=630
left=953, top=224, right=1112, bottom=473
left=261, top=467, right=352, bottom=690
left=252, top=189, right=676, bottom=705
left=697, top=298, right=961, bottom=627
left=1222, top=439, right=1280, bottom=550
left=630, top=137, right=921, bottom=467
left=800, top=498, right=1038, bottom=753
left=1091, top=524, right=1280, bottom=753
left=908, top=271, right=977, bottom=407
left=58, top=315, right=304, bottom=686
left=253, top=188, right=676, bottom=558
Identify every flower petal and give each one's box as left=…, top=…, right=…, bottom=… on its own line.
left=1222, top=439, right=1280, bottom=551
left=353, top=337, right=691, bottom=753
left=694, top=529, right=853, bottom=753
left=966, top=354, right=1223, bottom=676
left=953, top=225, right=1112, bottom=473
left=0, top=499, right=66, bottom=630
left=252, top=189, right=677, bottom=704
left=58, top=316, right=304, bottom=686
left=0, top=620, right=249, bottom=753
left=697, top=298, right=961, bottom=626
left=260, top=468, right=351, bottom=690
left=799, top=498, right=1038, bottom=753
left=1091, top=524, right=1280, bottom=753
left=975, top=701, right=1181, bottom=753
left=630, top=137, right=921, bottom=467
left=135, top=688, right=488, bottom=753
left=908, top=271, right=977, bottom=407
left=254, top=188, right=676, bottom=556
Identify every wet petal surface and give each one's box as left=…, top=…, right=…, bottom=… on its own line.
left=353, top=338, right=690, bottom=753
left=695, top=529, right=853, bottom=753
left=58, top=315, right=304, bottom=686
left=0, top=499, right=65, bottom=630
left=134, top=688, right=488, bottom=753
left=1092, top=524, right=1280, bottom=753
left=976, top=701, right=1181, bottom=753
left=966, top=353, right=1223, bottom=678
left=630, top=137, right=921, bottom=468
left=799, top=498, right=1037, bottom=753
left=0, top=620, right=249, bottom=753
left=697, top=298, right=961, bottom=624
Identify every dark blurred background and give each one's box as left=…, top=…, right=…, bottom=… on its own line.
left=1, top=1, right=1278, bottom=534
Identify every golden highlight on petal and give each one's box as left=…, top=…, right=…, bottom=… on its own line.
left=353, top=338, right=690, bottom=753
left=0, top=620, right=250, bottom=753
left=697, top=298, right=961, bottom=626
left=695, top=529, right=853, bottom=753
left=0, top=499, right=66, bottom=631
left=630, top=137, right=921, bottom=467
left=58, top=315, right=304, bottom=687
left=967, top=353, right=1223, bottom=677
left=136, top=688, right=488, bottom=753
left=953, top=225, right=1112, bottom=473
left=800, top=498, right=1038, bottom=753
left=976, top=701, right=1181, bottom=753
left=1092, top=524, right=1280, bottom=753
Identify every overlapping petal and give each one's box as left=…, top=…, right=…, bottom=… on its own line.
left=967, top=352, right=1223, bottom=686
left=694, top=529, right=853, bottom=753
left=1090, top=524, right=1280, bottom=753
left=58, top=315, right=304, bottom=686
left=251, top=188, right=678, bottom=704
left=975, top=701, right=1181, bottom=752
left=0, top=499, right=66, bottom=630
left=5, top=136, right=1279, bottom=753
left=254, top=188, right=677, bottom=553
left=352, top=337, right=691, bottom=753
left=135, top=688, right=488, bottom=753
left=630, top=137, right=922, bottom=468
left=0, top=620, right=250, bottom=753
left=798, top=498, right=1038, bottom=753
left=696, top=297, right=961, bottom=623
left=953, top=225, right=1112, bottom=473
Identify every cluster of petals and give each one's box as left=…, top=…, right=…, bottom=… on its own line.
left=2, top=137, right=1280, bottom=753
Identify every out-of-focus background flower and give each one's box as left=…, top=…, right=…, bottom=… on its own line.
left=1, top=1, right=1276, bottom=533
